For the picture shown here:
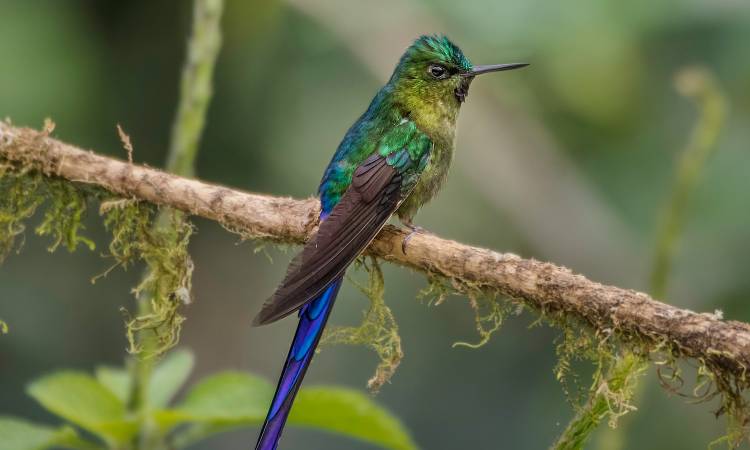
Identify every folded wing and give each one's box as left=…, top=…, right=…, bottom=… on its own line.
left=253, top=154, right=403, bottom=325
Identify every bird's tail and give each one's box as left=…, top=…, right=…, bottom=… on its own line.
left=255, top=277, right=343, bottom=450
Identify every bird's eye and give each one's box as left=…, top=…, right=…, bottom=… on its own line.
left=428, top=64, right=448, bottom=79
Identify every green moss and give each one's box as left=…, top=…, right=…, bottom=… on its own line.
left=0, top=163, right=193, bottom=354
left=553, top=320, right=599, bottom=406
left=320, top=262, right=513, bottom=392
left=0, top=166, right=99, bottom=339
left=98, top=199, right=153, bottom=274
left=417, top=274, right=516, bottom=349
left=701, top=355, right=750, bottom=449
left=416, top=274, right=452, bottom=305
left=553, top=352, right=647, bottom=450
left=415, top=271, right=656, bottom=444
left=0, top=167, right=43, bottom=262
left=323, top=257, right=402, bottom=393
left=35, top=179, right=95, bottom=253
left=413, top=272, right=693, bottom=449
left=548, top=312, right=750, bottom=450
left=0, top=165, right=96, bottom=260
left=99, top=201, right=194, bottom=357
left=453, top=290, right=513, bottom=349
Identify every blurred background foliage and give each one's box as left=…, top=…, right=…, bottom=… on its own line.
left=1, top=0, right=749, bottom=448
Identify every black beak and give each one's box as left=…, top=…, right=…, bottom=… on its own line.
left=455, top=62, right=528, bottom=103
left=462, top=63, right=529, bottom=77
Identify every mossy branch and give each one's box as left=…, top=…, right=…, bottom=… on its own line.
left=2, top=119, right=749, bottom=383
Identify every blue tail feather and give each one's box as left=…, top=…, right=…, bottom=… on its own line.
left=255, top=277, right=343, bottom=450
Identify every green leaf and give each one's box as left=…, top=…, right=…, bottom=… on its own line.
left=26, top=371, right=136, bottom=444
left=0, top=417, right=101, bottom=450
left=94, top=366, right=130, bottom=403
left=169, top=371, right=272, bottom=423
left=161, top=371, right=417, bottom=450
left=290, top=386, right=417, bottom=450
left=0, top=417, right=58, bottom=450
left=153, top=371, right=271, bottom=435
left=94, top=348, right=194, bottom=407
left=54, top=428, right=106, bottom=450
left=149, top=348, right=195, bottom=408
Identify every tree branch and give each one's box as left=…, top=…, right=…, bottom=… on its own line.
left=2, top=120, right=749, bottom=381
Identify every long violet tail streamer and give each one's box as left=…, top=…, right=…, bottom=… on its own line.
left=254, top=278, right=343, bottom=450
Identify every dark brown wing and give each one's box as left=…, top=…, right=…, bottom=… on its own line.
left=253, top=154, right=402, bottom=325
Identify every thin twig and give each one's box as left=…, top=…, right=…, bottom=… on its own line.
left=129, top=1, right=224, bottom=449
left=552, top=66, right=728, bottom=450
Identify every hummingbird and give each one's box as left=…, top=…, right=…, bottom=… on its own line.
left=253, top=35, right=527, bottom=449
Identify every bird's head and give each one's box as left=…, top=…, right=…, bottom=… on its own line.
left=389, top=35, right=527, bottom=110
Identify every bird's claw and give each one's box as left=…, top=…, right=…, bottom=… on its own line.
left=401, top=225, right=425, bottom=254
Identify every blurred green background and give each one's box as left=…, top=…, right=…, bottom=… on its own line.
left=1, top=0, right=749, bottom=448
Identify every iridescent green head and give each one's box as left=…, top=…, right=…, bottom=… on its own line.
left=389, top=35, right=528, bottom=108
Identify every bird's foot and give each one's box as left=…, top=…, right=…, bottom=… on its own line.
left=401, top=223, right=426, bottom=254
